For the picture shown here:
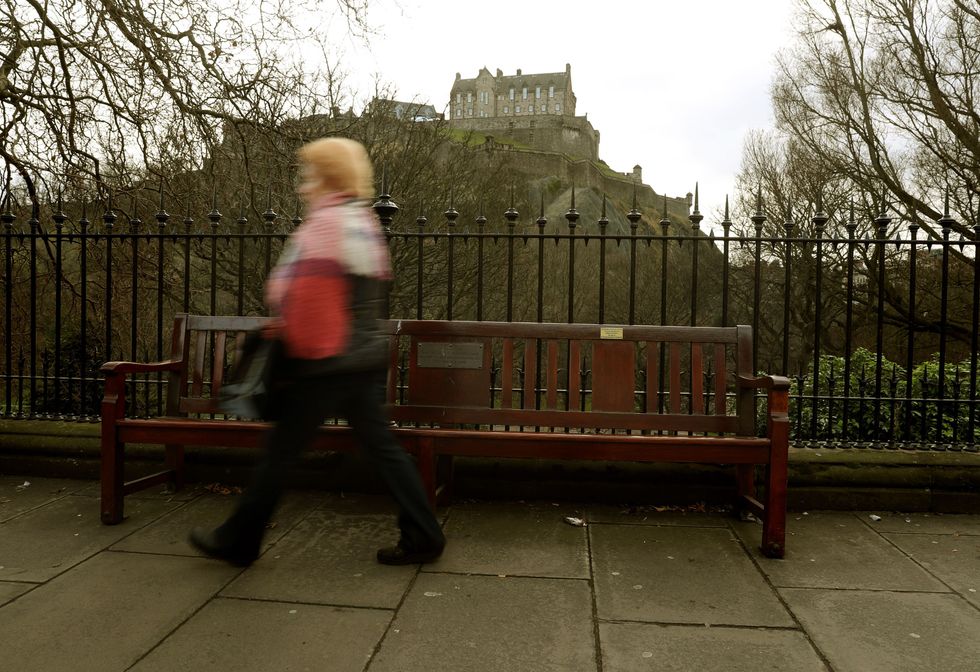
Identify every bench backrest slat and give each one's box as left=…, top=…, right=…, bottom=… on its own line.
left=645, top=341, right=659, bottom=412
left=669, top=342, right=681, bottom=414
left=546, top=340, right=559, bottom=410
left=161, top=316, right=755, bottom=434
left=593, top=340, right=635, bottom=412
left=715, top=345, right=727, bottom=415
left=568, top=340, right=582, bottom=411
left=523, top=339, right=537, bottom=410
left=190, top=330, right=207, bottom=399
left=502, top=339, right=514, bottom=409
left=691, top=342, right=704, bottom=415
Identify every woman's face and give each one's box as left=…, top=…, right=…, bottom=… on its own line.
left=297, top=164, right=329, bottom=204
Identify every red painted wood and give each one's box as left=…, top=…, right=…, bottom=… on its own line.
left=211, top=331, right=227, bottom=398
left=502, top=338, right=514, bottom=409
left=523, top=339, right=537, bottom=410
left=546, top=340, right=558, bottom=409
left=714, top=344, right=727, bottom=415
left=407, top=336, right=492, bottom=408
left=592, top=341, right=635, bottom=412
left=691, top=342, right=704, bottom=415
left=101, top=316, right=788, bottom=555
left=568, top=340, right=581, bottom=411
left=669, top=342, right=681, bottom=414
left=646, top=342, right=660, bottom=413
left=191, top=330, right=207, bottom=397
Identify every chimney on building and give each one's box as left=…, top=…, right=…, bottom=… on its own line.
left=633, top=165, right=642, bottom=182
left=565, top=63, right=571, bottom=74
left=455, top=72, right=461, bottom=80
left=516, top=68, right=522, bottom=76
left=496, top=68, right=503, bottom=78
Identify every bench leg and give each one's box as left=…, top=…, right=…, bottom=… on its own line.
left=100, top=377, right=126, bottom=525
left=100, top=434, right=125, bottom=525
left=761, top=416, right=789, bottom=559
left=165, top=444, right=185, bottom=491
left=436, top=455, right=455, bottom=507
left=416, top=438, right=438, bottom=510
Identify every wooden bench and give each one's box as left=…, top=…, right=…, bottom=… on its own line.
left=101, top=315, right=791, bottom=557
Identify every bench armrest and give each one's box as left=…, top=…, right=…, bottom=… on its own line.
left=101, top=359, right=183, bottom=375
left=737, top=374, right=791, bottom=391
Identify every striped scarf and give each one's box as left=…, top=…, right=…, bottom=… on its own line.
left=265, top=193, right=391, bottom=360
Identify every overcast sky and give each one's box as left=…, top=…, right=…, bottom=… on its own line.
left=337, top=0, right=798, bottom=224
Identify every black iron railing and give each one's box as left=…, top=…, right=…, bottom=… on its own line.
left=1, top=186, right=977, bottom=450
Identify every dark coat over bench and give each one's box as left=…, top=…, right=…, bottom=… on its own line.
left=101, top=314, right=791, bottom=557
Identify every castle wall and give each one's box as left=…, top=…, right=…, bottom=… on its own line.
left=452, top=115, right=599, bottom=161
left=488, top=146, right=690, bottom=221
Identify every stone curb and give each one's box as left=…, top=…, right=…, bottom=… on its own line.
left=2, top=419, right=979, bottom=511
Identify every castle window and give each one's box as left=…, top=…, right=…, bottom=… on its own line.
left=509, top=88, right=514, bottom=100
left=456, top=93, right=461, bottom=103
left=555, top=103, right=561, bottom=113
left=467, top=107, right=472, bottom=116
left=503, top=106, right=509, bottom=114
left=535, top=86, right=541, bottom=99
left=541, top=104, right=547, bottom=113
left=529, top=105, right=534, bottom=113
left=549, top=85, right=554, bottom=98
left=455, top=107, right=461, bottom=118
left=467, top=92, right=472, bottom=103
left=515, top=105, right=521, bottom=113
left=522, top=86, right=528, bottom=100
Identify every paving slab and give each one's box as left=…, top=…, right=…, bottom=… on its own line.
left=859, top=511, right=980, bottom=535
left=881, top=532, right=980, bottom=607
left=733, top=511, right=948, bottom=591
left=431, top=501, right=589, bottom=578
left=130, top=596, right=391, bottom=672
left=221, top=496, right=417, bottom=609
left=0, top=551, right=238, bottom=672
left=0, top=580, right=34, bottom=605
left=591, top=524, right=793, bottom=626
left=0, top=476, right=85, bottom=522
left=781, top=588, right=980, bottom=672
left=73, top=480, right=207, bottom=502
left=110, top=491, right=324, bottom=557
left=369, top=572, right=596, bottom=672
left=584, top=504, right=731, bottom=527
left=0, top=494, right=177, bottom=581
left=599, top=622, right=828, bottom=672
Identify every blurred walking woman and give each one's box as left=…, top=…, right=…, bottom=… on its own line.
left=190, top=137, right=446, bottom=566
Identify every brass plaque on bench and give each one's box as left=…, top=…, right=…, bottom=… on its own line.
left=417, top=342, right=485, bottom=369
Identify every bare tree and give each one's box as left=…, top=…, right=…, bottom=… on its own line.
left=772, top=0, right=979, bottom=244
left=0, top=0, right=369, bottom=203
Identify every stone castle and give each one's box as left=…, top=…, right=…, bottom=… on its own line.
left=447, top=64, right=685, bottom=215
left=449, top=64, right=601, bottom=162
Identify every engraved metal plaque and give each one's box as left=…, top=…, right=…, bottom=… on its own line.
left=417, top=342, right=485, bottom=369
left=600, top=327, right=624, bottom=340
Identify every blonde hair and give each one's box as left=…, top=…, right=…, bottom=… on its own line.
left=297, top=137, right=375, bottom=200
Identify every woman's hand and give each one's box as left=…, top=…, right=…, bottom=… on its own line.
left=261, top=318, right=284, bottom=339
